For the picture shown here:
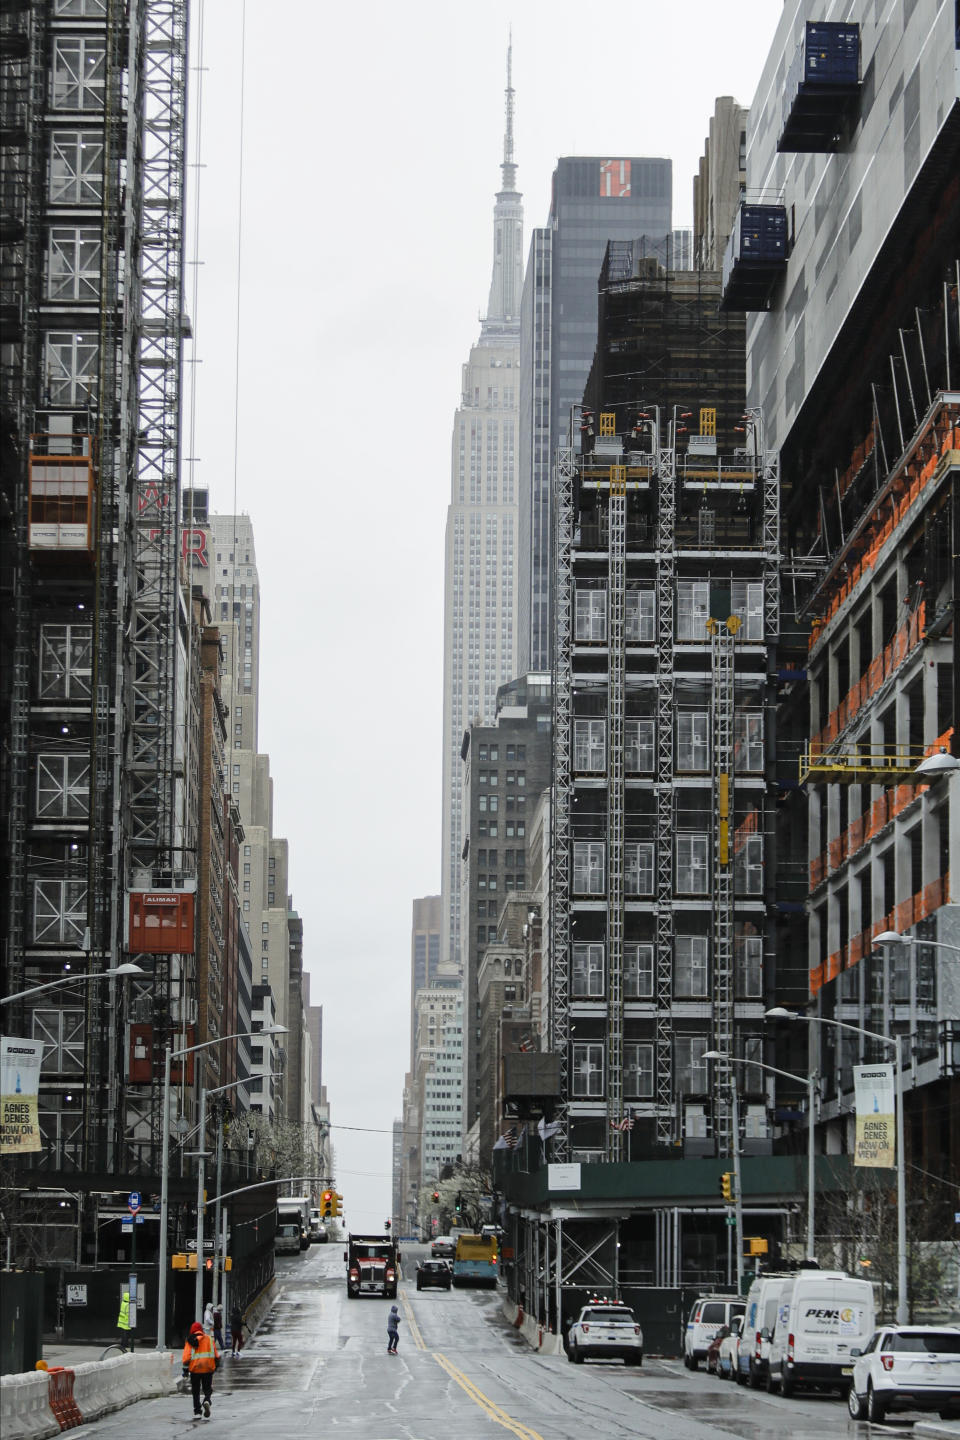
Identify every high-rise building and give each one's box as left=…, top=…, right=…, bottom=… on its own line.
left=741, top=1, right=959, bottom=1226
left=409, top=895, right=444, bottom=1064
left=0, top=3, right=192, bottom=1202
left=460, top=673, right=552, bottom=1144
left=548, top=258, right=778, bottom=1164
left=440, top=52, right=523, bottom=973
left=693, top=96, right=748, bottom=270
left=517, top=155, right=673, bottom=673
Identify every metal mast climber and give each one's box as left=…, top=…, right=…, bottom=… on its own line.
left=122, top=0, right=192, bottom=1168
left=654, top=409, right=677, bottom=1146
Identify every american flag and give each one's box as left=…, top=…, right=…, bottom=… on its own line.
left=609, top=1115, right=635, bottom=1132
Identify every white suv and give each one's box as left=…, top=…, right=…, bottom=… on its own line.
left=567, top=1300, right=643, bottom=1366
left=847, top=1325, right=960, bottom=1424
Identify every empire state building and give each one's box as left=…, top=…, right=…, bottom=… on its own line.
left=439, top=49, right=523, bottom=983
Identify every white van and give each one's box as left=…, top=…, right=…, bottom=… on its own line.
left=683, top=1295, right=746, bottom=1369
left=739, top=1273, right=793, bottom=1386
left=767, top=1270, right=875, bottom=1396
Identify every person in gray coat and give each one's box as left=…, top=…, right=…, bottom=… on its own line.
left=387, top=1303, right=401, bottom=1353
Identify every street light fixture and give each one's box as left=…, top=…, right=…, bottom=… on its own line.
left=874, top=931, right=960, bottom=957
left=156, top=1024, right=287, bottom=1351
left=1, top=962, right=146, bottom=1006
left=765, top=1006, right=907, bottom=1323
left=913, top=750, right=960, bottom=779
left=704, top=1050, right=817, bottom=1262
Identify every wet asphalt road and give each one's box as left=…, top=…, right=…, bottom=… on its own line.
left=76, top=1242, right=935, bottom=1440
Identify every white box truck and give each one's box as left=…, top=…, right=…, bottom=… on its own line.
left=276, top=1196, right=311, bottom=1252
left=767, top=1269, right=875, bottom=1396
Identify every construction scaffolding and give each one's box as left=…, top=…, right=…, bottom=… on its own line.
left=550, top=262, right=780, bottom=1162
left=0, top=0, right=191, bottom=1184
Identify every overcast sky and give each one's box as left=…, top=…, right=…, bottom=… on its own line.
left=184, top=0, right=785, bottom=1232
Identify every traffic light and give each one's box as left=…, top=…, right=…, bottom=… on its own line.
left=333, top=1193, right=343, bottom=1217
left=455, top=1191, right=462, bottom=1215
left=720, top=1172, right=734, bottom=1202
left=321, top=1188, right=333, bottom=1218
left=385, top=1219, right=391, bottom=1230
left=432, top=1190, right=440, bottom=1204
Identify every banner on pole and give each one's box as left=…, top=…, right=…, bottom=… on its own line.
left=853, top=1063, right=895, bottom=1167
left=1, top=1037, right=44, bottom=1154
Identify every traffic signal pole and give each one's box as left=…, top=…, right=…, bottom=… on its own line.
left=731, top=1085, right=744, bottom=1295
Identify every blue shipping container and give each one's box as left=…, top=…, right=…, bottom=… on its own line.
left=803, top=22, right=859, bottom=87
left=737, top=206, right=787, bottom=264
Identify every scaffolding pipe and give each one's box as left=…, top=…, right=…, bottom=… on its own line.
left=899, top=329, right=919, bottom=430
left=914, top=308, right=931, bottom=409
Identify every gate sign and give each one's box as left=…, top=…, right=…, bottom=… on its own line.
left=1, top=1037, right=44, bottom=1154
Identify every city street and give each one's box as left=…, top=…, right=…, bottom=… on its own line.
left=70, top=1243, right=916, bottom=1440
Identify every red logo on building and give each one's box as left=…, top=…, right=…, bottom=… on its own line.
left=600, top=160, right=631, bottom=197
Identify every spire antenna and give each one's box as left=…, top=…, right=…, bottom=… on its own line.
left=501, top=32, right=517, bottom=193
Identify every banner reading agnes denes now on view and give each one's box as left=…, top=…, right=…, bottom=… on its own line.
left=853, top=1063, right=896, bottom=1168
left=1, top=1036, right=44, bottom=1155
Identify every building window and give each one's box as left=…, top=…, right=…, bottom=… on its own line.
left=572, top=942, right=604, bottom=996
left=677, top=580, right=710, bottom=641
left=624, top=942, right=654, bottom=998
left=624, top=718, right=655, bottom=773
left=734, top=710, right=764, bottom=772
left=52, top=37, right=106, bottom=110
left=736, top=934, right=763, bottom=998
left=571, top=1043, right=604, bottom=1097
left=243, top=881, right=250, bottom=892
left=734, top=834, right=764, bottom=896
left=243, top=863, right=250, bottom=875
left=676, top=834, right=709, bottom=894
left=624, top=842, right=654, bottom=897
left=731, top=581, right=763, bottom=641
left=38, top=624, right=92, bottom=701
left=675, top=936, right=709, bottom=997
left=677, top=712, right=709, bottom=771
left=43, top=332, right=99, bottom=406
left=573, top=841, right=605, bottom=895
left=625, top=588, right=655, bottom=642
left=575, top=588, right=607, bottom=642
left=624, top=1042, right=654, bottom=1098
left=675, top=1035, right=709, bottom=1094
left=49, top=132, right=104, bottom=204
left=47, top=226, right=101, bottom=302
left=35, top=754, right=90, bottom=820
left=574, top=718, right=605, bottom=772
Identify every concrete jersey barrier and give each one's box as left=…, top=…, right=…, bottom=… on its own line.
left=1, top=1352, right=179, bottom=1439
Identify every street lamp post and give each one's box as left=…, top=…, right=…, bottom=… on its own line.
left=156, top=1025, right=286, bottom=1351
left=705, top=1051, right=817, bottom=1262
left=765, top=1007, right=907, bottom=1323
left=1, top=962, right=145, bottom=1006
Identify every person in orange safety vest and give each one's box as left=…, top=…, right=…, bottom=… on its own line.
left=181, top=1320, right=220, bottom=1419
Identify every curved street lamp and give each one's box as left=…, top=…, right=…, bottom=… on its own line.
left=157, top=1024, right=287, bottom=1350
left=1, top=962, right=145, bottom=1006
left=765, top=1006, right=907, bottom=1323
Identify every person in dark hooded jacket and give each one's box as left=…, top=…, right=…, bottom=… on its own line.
left=386, top=1303, right=401, bottom=1353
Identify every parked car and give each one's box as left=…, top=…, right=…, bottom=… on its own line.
left=847, top=1325, right=960, bottom=1424
left=567, top=1300, right=643, bottom=1366
left=431, top=1237, right=455, bottom=1259
left=684, top=1295, right=746, bottom=1370
left=416, top=1259, right=452, bottom=1291
left=706, top=1325, right=732, bottom=1375
left=767, top=1269, right=875, bottom=1396
left=718, top=1317, right=744, bottom=1380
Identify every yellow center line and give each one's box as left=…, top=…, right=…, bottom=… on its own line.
left=399, top=1289, right=426, bottom=1350
left=433, top=1351, right=545, bottom=1440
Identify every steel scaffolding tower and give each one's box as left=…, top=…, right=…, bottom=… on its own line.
left=654, top=410, right=677, bottom=1146
left=606, top=447, right=626, bottom=1159
left=123, top=0, right=191, bottom=1165
left=549, top=445, right=576, bottom=1159
left=710, top=618, right=736, bottom=1157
